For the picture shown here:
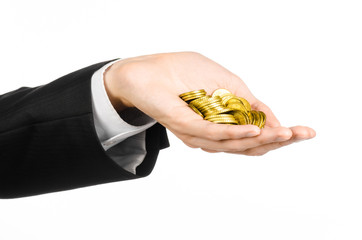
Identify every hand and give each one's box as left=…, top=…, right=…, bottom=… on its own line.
left=104, top=52, right=315, bottom=155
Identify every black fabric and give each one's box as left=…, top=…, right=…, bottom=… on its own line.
left=0, top=60, right=169, bottom=198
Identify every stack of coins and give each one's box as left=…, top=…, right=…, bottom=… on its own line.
left=179, top=89, right=207, bottom=102
left=179, top=88, right=266, bottom=128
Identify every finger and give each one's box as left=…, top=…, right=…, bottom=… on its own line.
left=225, top=126, right=316, bottom=156
left=169, top=106, right=262, bottom=141
left=225, top=138, right=294, bottom=156
left=178, top=126, right=292, bottom=152
left=289, top=125, right=316, bottom=140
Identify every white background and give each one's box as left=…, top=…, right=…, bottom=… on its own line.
left=1, top=0, right=361, bottom=239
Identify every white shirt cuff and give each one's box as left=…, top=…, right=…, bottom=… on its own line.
left=91, top=59, right=156, bottom=173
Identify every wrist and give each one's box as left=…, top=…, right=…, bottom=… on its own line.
left=103, top=60, right=134, bottom=112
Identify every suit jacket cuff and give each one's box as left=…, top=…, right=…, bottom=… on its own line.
left=0, top=59, right=169, bottom=198
left=91, top=59, right=156, bottom=151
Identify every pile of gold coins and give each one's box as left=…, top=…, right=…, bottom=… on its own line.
left=179, top=89, right=266, bottom=128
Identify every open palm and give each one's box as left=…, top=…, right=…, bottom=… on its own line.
left=106, top=52, right=315, bottom=155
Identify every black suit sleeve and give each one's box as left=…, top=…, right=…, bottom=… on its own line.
left=0, top=60, right=169, bottom=199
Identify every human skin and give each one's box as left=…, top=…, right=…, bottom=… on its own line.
left=103, top=52, right=316, bottom=156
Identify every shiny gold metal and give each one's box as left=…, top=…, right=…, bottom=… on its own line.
left=180, top=88, right=266, bottom=128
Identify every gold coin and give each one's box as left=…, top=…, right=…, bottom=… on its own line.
left=181, top=93, right=207, bottom=102
left=206, top=108, right=232, bottom=115
left=212, top=89, right=231, bottom=98
left=208, top=117, right=238, bottom=124
left=238, top=97, right=251, bottom=111
left=227, top=103, right=248, bottom=112
left=204, top=114, right=235, bottom=120
left=258, top=111, right=263, bottom=128
left=226, top=98, right=241, bottom=104
left=250, top=110, right=261, bottom=127
left=179, top=89, right=206, bottom=98
left=220, top=94, right=234, bottom=106
left=179, top=88, right=266, bottom=129
left=198, top=101, right=222, bottom=109
left=249, top=110, right=254, bottom=123
left=179, top=90, right=207, bottom=102
left=233, top=111, right=249, bottom=125
left=197, top=98, right=223, bottom=110
left=209, top=120, right=238, bottom=125
left=259, top=111, right=266, bottom=128
left=189, top=96, right=211, bottom=107
left=188, top=103, right=204, bottom=118
left=200, top=105, right=227, bottom=112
